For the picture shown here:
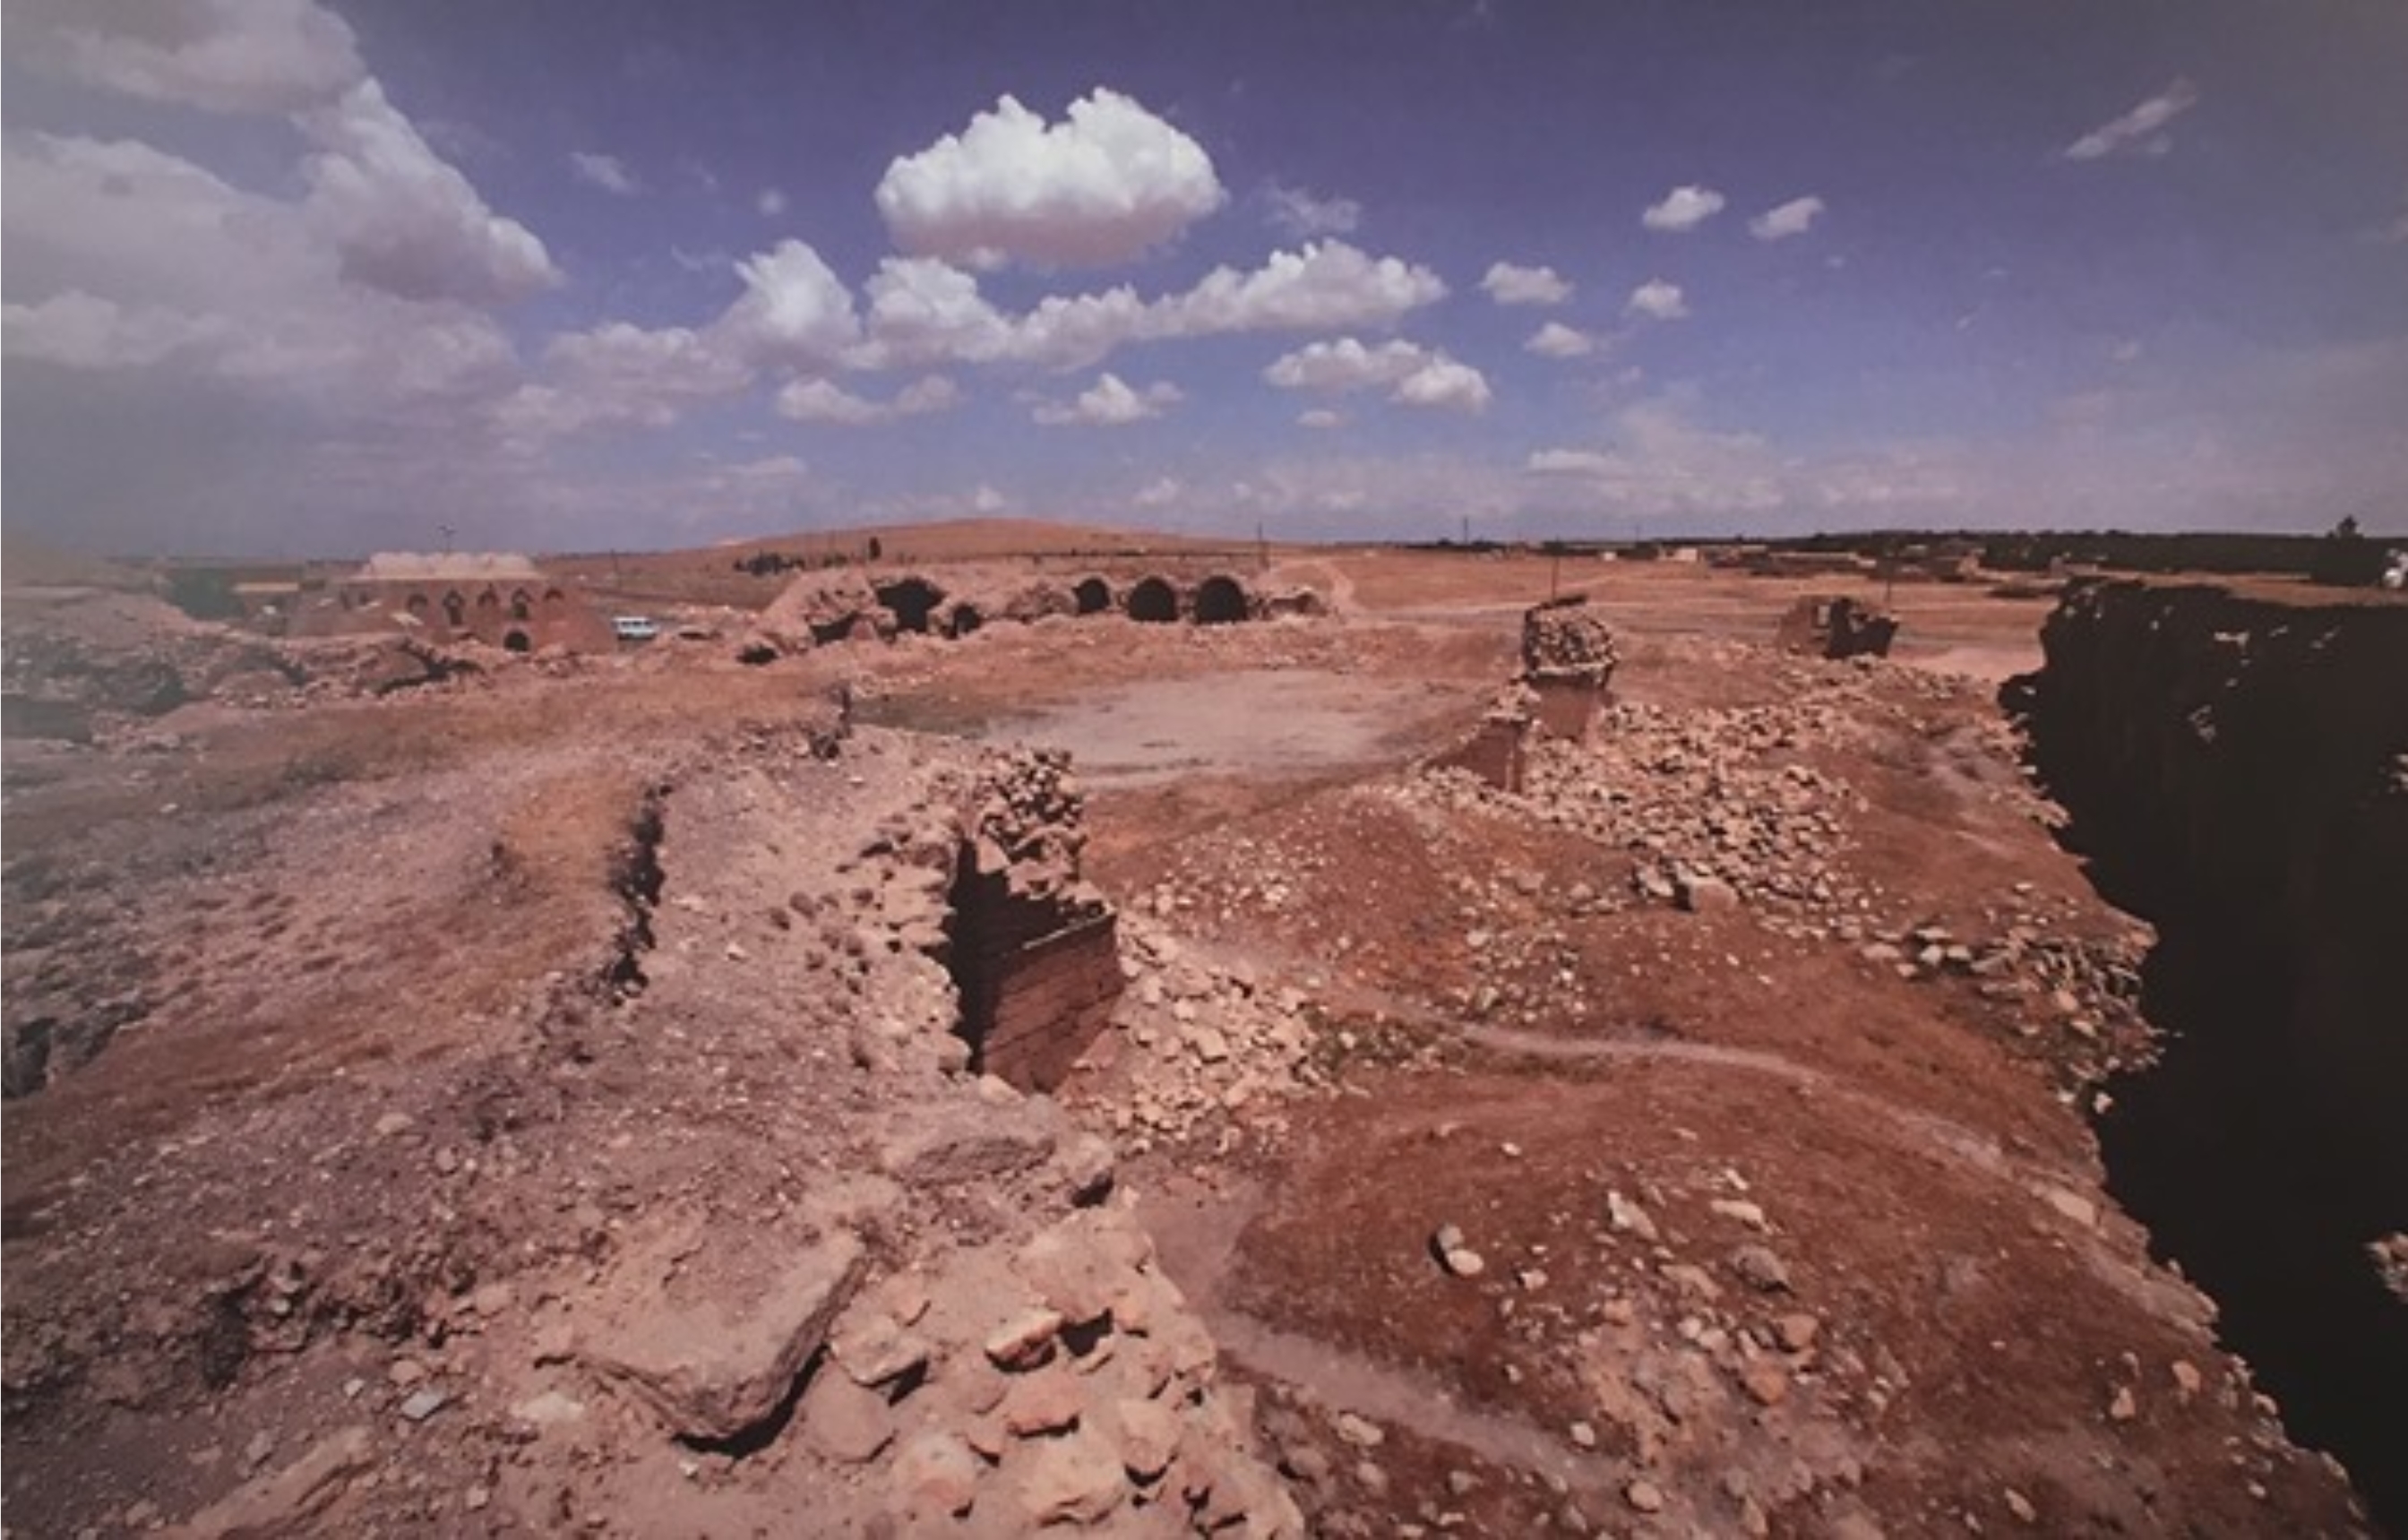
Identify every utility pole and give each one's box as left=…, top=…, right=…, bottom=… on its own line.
left=437, top=521, right=457, bottom=555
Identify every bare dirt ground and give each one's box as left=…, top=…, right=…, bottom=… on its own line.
left=1, top=538, right=2376, bottom=1536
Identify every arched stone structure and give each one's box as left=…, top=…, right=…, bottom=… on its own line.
left=1125, top=576, right=1178, bottom=624
left=1073, top=577, right=1113, bottom=615
left=1192, top=574, right=1250, bottom=625
left=873, top=577, right=944, bottom=634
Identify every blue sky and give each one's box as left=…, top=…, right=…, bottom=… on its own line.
left=5, top=0, right=2404, bottom=556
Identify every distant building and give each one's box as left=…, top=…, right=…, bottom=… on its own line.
left=292, top=553, right=612, bottom=652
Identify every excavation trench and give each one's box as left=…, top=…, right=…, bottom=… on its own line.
left=2010, top=580, right=2408, bottom=1529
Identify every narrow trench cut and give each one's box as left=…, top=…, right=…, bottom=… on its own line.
left=2011, top=581, right=2408, bottom=1530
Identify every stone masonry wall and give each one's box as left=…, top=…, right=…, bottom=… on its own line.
left=948, top=749, right=1124, bottom=1091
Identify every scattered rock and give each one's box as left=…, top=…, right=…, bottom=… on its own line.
left=1729, top=1244, right=1792, bottom=1294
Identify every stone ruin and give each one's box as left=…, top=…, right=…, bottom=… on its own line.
left=1434, top=594, right=1620, bottom=793
left=744, top=567, right=1277, bottom=661
left=1519, top=592, right=1619, bottom=739
left=946, top=749, right=1124, bottom=1091
left=1776, top=594, right=1899, bottom=660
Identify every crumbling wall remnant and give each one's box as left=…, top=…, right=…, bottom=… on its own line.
left=1519, top=594, right=1619, bottom=740
left=946, top=749, right=1123, bottom=1091
left=1776, top=595, right=1898, bottom=659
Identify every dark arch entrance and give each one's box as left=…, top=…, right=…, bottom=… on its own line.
left=503, top=629, right=532, bottom=653
left=874, top=578, right=943, bottom=634
left=1193, top=575, right=1249, bottom=625
left=1072, top=577, right=1112, bottom=615
left=949, top=604, right=984, bottom=638
left=1125, top=576, right=1178, bottom=624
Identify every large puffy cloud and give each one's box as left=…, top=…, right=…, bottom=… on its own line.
left=875, top=89, right=1226, bottom=269
left=10, top=0, right=365, bottom=115
left=299, top=81, right=560, bottom=305
left=714, top=240, right=861, bottom=366
left=1749, top=195, right=1825, bottom=241
left=1481, top=262, right=1572, bottom=305
left=1642, top=185, right=1725, bottom=232
left=1032, top=372, right=1181, bottom=426
left=2065, top=79, right=2199, bottom=161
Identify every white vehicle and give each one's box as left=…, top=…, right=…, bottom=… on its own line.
left=612, top=615, right=660, bottom=641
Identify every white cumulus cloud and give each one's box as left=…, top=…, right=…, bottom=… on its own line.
left=571, top=151, right=640, bottom=196
left=1394, top=357, right=1492, bottom=414
left=714, top=239, right=860, bottom=366
left=1297, top=409, right=1344, bottom=429
left=876, top=88, right=1226, bottom=269
left=1261, top=337, right=1432, bottom=392
left=1749, top=195, right=1825, bottom=241
left=1134, top=476, right=1182, bottom=508
left=1625, top=279, right=1688, bottom=321
left=1525, top=321, right=1597, bottom=358
left=1642, top=185, right=1725, bottom=232
left=1262, top=337, right=1487, bottom=413
left=2065, top=79, right=2200, bottom=161
left=1481, top=262, right=1572, bottom=305
left=1163, top=240, right=1447, bottom=335
left=1033, top=371, right=1182, bottom=426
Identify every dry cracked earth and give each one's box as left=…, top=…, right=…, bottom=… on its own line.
left=0, top=549, right=2379, bottom=1537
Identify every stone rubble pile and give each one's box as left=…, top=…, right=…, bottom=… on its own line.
left=1100, top=914, right=1326, bottom=1146
left=1521, top=596, right=1621, bottom=685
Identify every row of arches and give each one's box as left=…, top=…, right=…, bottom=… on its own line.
left=1097, top=573, right=1251, bottom=626
left=384, top=586, right=567, bottom=627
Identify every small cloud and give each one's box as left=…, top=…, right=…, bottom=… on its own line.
left=1749, top=195, right=1825, bottom=241
left=2109, top=339, right=2144, bottom=366
left=1033, top=371, right=1181, bottom=426
left=756, top=187, right=788, bottom=217
left=1525, top=321, right=1596, bottom=358
left=1134, top=476, right=1182, bottom=508
left=775, top=373, right=960, bottom=426
left=2064, top=79, right=2199, bottom=161
left=571, top=151, right=640, bottom=196
left=1298, top=408, right=1344, bottom=429
left=1641, top=185, right=1724, bottom=232
left=1481, top=261, right=1572, bottom=306
left=1625, top=279, right=1688, bottom=321
left=973, top=483, right=1008, bottom=513
left=1264, top=182, right=1363, bottom=239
